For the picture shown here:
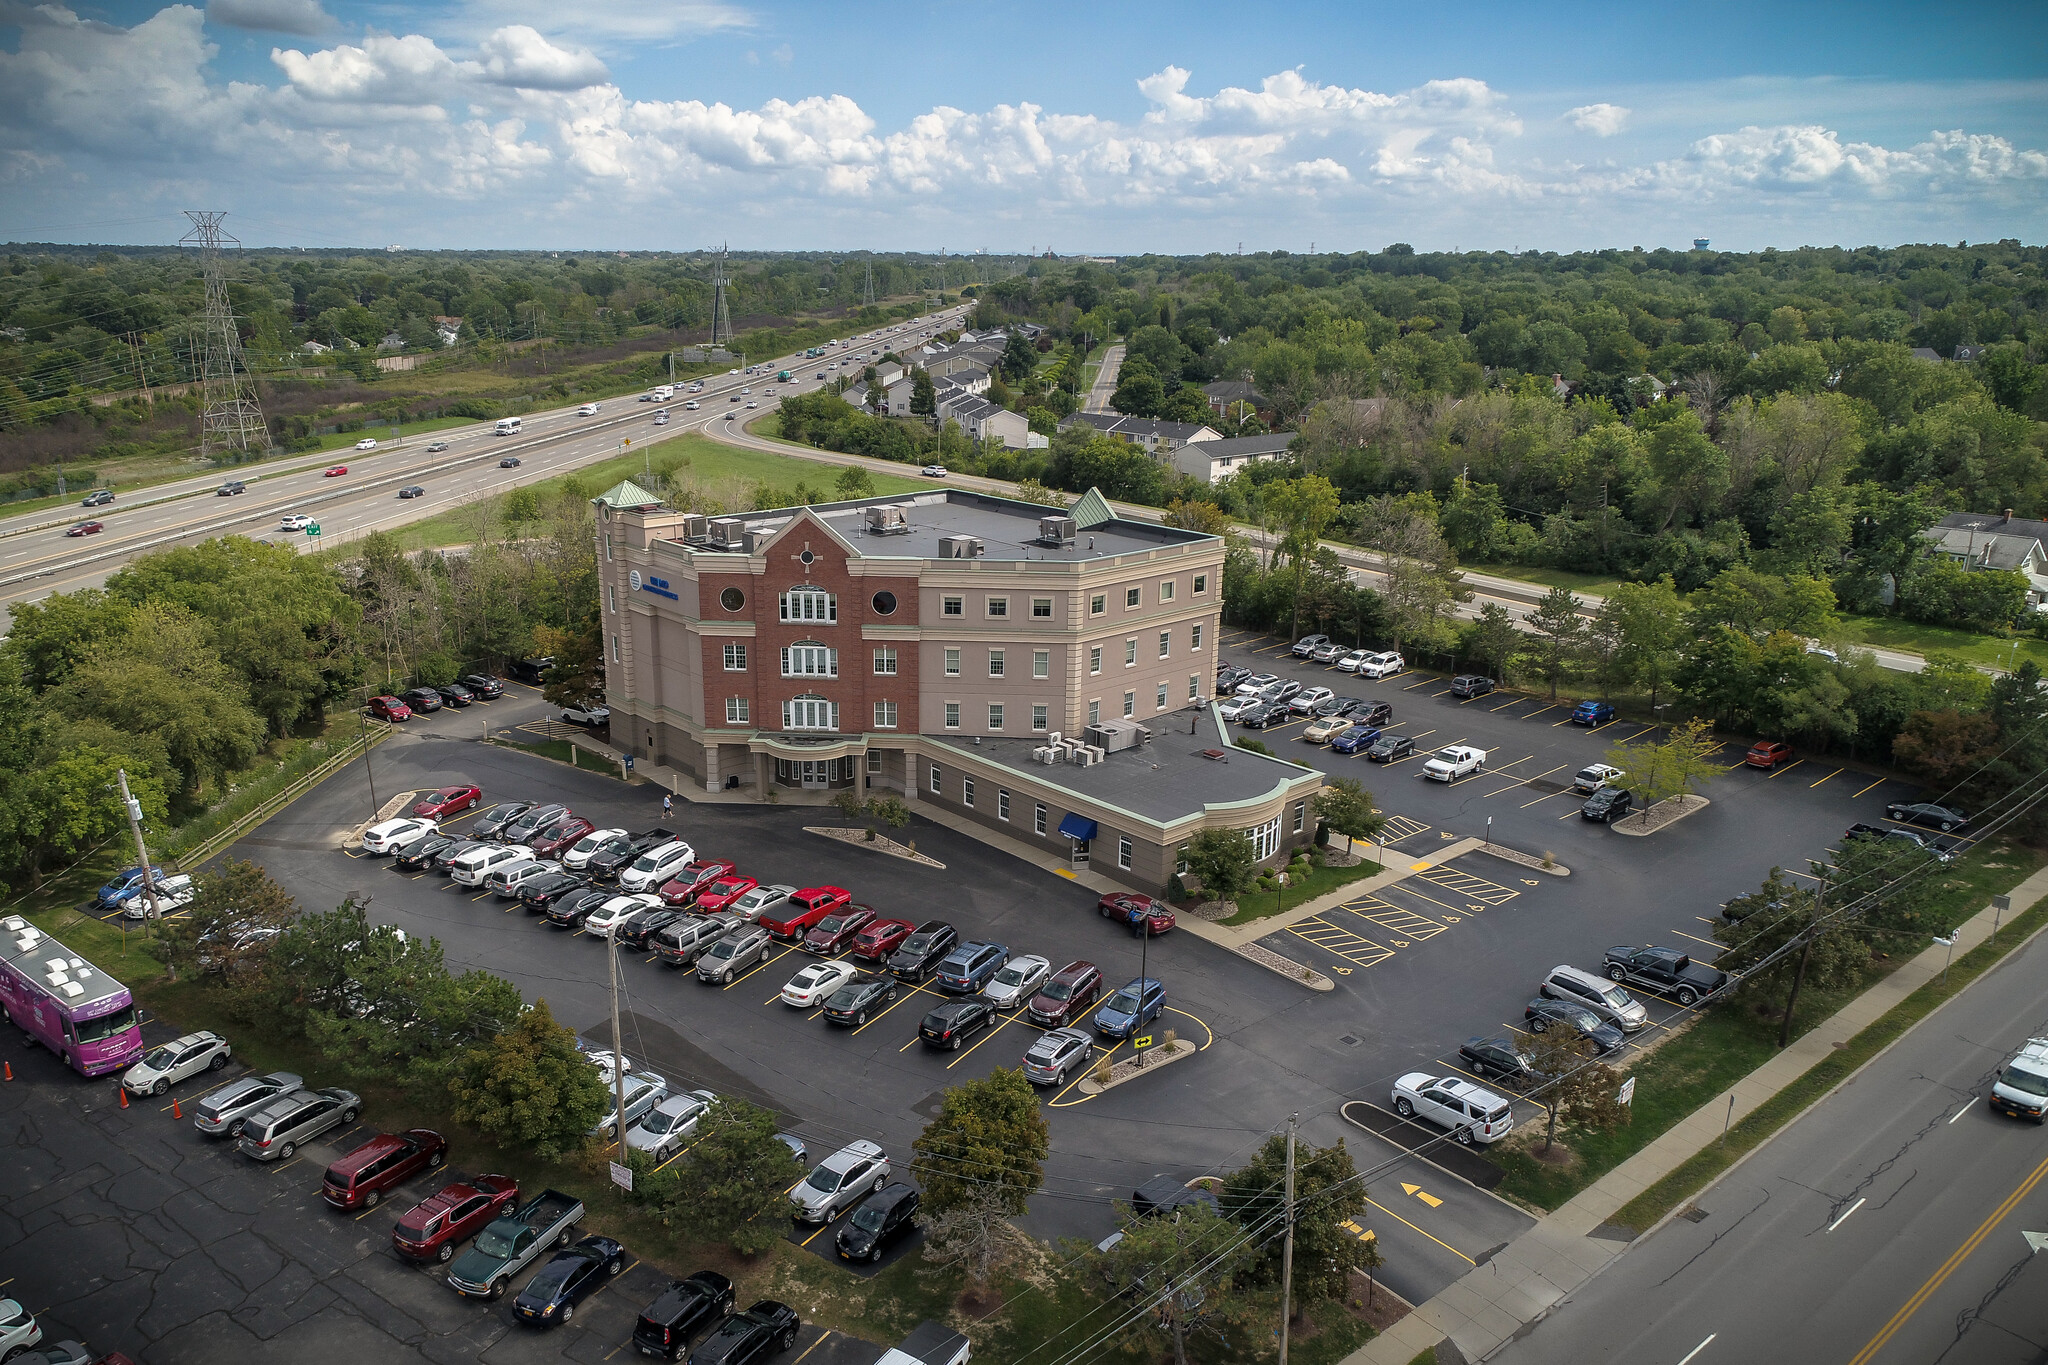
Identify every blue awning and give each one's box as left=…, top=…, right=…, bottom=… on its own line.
left=1058, top=813, right=1099, bottom=842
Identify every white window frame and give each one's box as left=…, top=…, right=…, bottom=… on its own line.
left=723, top=642, right=748, bottom=672
left=1034, top=803, right=1047, bottom=835
left=1160, top=579, right=1176, bottom=602
left=998, top=790, right=1011, bottom=821
left=1032, top=649, right=1050, bottom=679
left=989, top=649, right=1006, bottom=677
left=1123, top=690, right=1136, bottom=718
left=1125, top=638, right=1137, bottom=666
left=1249, top=815, right=1282, bottom=861
left=781, top=642, right=837, bottom=679
left=1031, top=597, right=1053, bottom=619
left=963, top=777, right=975, bottom=807
left=1118, top=836, right=1133, bottom=870
left=779, top=587, right=837, bottom=623
left=944, top=701, right=961, bottom=728
left=873, top=646, right=897, bottom=675
left=1032, top=703, right=1048, bottom=732
left=874, top=700, right=898, bottom=729
left=1189, top=674, right=1200, bottom=700
left=725, top=696, right=749, bottom=724
left=944, top=647, right=961, bottom=677
left=607, top=584, right=616, bottom=613
left=1090, top=593, right=1106, bottom=616
left=1156, top=683, right=1169, bottom=710
left=1126, top=586, right=1141, bottom=608
left=988, top=703, right=1004, bottom=730
left=1294, top=800, right=1306, bottom=834
left=942, top=595, right=964, bottom=617
left=1194, top=572, right=1208, bottom=595
left=931, top=764, right=943, bottom=794
left=1191, top=622, right=1203, bottom=650
left=986, top=596, right=1008, bottom=618
left=782, top=695, right=838, bottom=731
left=1090, top=645, right=1102, bottom=675
left=1089, top=699, right=1101, bottom=725
left=611, top=634, right=620, bottom=662
left=1159, top=629, right=1171, bottom=658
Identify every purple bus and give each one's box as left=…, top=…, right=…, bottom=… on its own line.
left=0, top=914, right=143, bottom=1077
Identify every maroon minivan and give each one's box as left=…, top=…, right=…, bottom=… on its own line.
left=1025, top=961, right=1103, bottom=1027
left=321, top=1128, right=448, bottom=1210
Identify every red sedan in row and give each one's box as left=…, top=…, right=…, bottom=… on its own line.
left=324, top=465, right=348, bottom=477
left=412, top=784, right=482, bottom=818
left=850, top=916, right=916, bottom=962
left=529, top=814, right=597, bottom=859
left=391, top=1174, right=519, bottom=1263
left=658, top=858, right=737, bottom=906
left=1099, top=891, right=1177, bottom=937
left=803, top=905, right=877, bottom=954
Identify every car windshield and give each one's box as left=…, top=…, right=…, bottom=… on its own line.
left=804, top=1167, right=843, bottom=1193
left=1106, top=990, right=1140, bottom=1013
left=1563, top=1008, right=1599, bottom=1029
left=993, top=966, right=1030, bottom=986
left=571, top=835, right=601, bottom=852
left=1599, top=986, right=1631, bottom=1007
left=631, top=854, right=660, bottom=871
left=1040, top=981, right=1073, bottom=1000
left=902, top=934, right=934, bottom=953
left=2001, top=1064, right=2048, bottom=1097
left=816, top=915, right=850, bottom=934
left=473, top=1227, right=517, bottom=1258
left=851, top=1204, right=887, bottom=1232
left=141, top=1045, right=177, bottom=1069
left=75, top=1004, right=137, bottom=1042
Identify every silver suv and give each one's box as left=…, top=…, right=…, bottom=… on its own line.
left=1540, top=965, right=1648, bottom=1033
left=696, top=924, right=774, bottom=984
left=236, top=1087, right=361, bottom=1161
left=193, top=1071, right=303, bottom=1138
left=654, top=912, right=740, bottom=968
left=790, top=1139, right=888, bottom=1223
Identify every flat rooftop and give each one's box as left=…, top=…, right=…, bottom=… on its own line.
left=685, top=489, right=1210, bottom=564
left=926, top=704, right=1317, bottom=824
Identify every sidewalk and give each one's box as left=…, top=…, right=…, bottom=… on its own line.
left=1344, top=864, right=2048, bottom=1365
left=1184, top=838, right=1487, bottom=950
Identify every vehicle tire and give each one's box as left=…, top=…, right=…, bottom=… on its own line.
left=278, top=1141, right=296, bottom=1160
left=1393, top=1097, right=1415, bottom=1118
left=855, top=1012, right=866, bottom=1026
left=488, top=1279, right=505, bottom=1300
left=211, top=1052, right=228, bottom=1070
left=779, top=1328, right=797, bottom=1351
left=558, top=1227, right=574, bottom=1247
left=609, top=1255, right=623, bottom=1276
left=869, top=1245, right=883, bottom=1263
left=1675, top=987, right=1699, bottom=1007
left=886, top=988, right=897, bottom=1002
left=1455, top=1127, right=1474, bottom=1146
left=1606, top=964, right=1626, bottom=981
left=342, top=1107, right=358, bottom=1124
left=228, top=1120, right=245, bottom=1139
left=1528, top=1017, right=1548, bottom=1033
left=1941, top=821, right=1956, bottom=832
left=559, top=1304, right=575, bottom=1324
left=153, top=1078, right=168, bottom=1096
left=722, top=969, right=734, bottom=985
left=365, top=1189, right=381, bottom=1208
left=436, top=1242, right=453, bottom=1263
left=428, top=1149, right=444, bottom=1169
left=950, top=1035, right=962, bottom=1051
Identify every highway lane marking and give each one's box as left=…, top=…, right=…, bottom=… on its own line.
left=1359, top=1196, right=1474, bottom=1264
left=1847, top=1149, right=2048, bottom=1365
left=1948, top=1097, right=1975, bottom=1124
left=1826, top=1196, right=1866, bottom=1232
left=1400, top=1182, right=1443, bottom=1208
left=1674, top=1335, right=1717, bottom=1365
left=1810, top=767, right=1844, bottom=788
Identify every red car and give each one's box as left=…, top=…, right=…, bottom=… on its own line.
left=850, top=916, right=916, bottom=962
left=324, top=465, right=348, bottom=476
left=1099, top=892, right=1176, bottom=937
left=1025, top=960, right=1103, bottom=1027
left=658, top=858, right=738, bottom=907
left=802, top=905, right=877, bottom=955
left=391, top=1174, right=519, bottom=1263
left=529, top=815, right=597, bottom=859
left=1745, top=740, right=1795, bottom=770
left=320, top=1128, right=448, bottom=1210
left=367, top=695, right=411, bottom=722
left=66, top=520, right=104, bottom=536
left=413, top=784, right=483, bottom=818
left=759, top=885, right=850, bottom=940
left=694, top=874, right=759, bottom=914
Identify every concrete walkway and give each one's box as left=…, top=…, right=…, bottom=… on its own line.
left=1345, top=865, right=2048, bottom=1364
left=1183, top=838, right=1487, bottom=950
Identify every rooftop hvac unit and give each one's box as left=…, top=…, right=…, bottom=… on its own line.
left=938, top=535, right=984, bottom=559
left=745, top=529, right=776, bottom=553
left=863, top=504, right=912, bottom=535
left=678, top=513, right=709, bottom=542
left=706, top=517, right=748, bottom=549
left=1037, top=514, right=1077, bottom=546
left=1084, top=719, right=1149, bottom=753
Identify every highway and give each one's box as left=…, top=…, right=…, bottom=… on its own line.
left=0, top=306, right=971, bottom=615
left=1492, top=923, right=2048, bottom=1365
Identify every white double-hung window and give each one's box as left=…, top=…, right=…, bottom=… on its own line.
left=781, top=641, right=837, bottom=678
left=779, top=587, right=837, bottom=623
left=783, top=695, right=839, bottom=731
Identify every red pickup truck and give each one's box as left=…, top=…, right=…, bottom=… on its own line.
left=758, top=885, right=850, bottom=941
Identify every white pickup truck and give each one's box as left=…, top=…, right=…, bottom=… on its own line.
left=1421, top=745, right=1487, bottom=782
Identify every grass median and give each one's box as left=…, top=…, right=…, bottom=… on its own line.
left=1217, top=852, right=1388, bottom=926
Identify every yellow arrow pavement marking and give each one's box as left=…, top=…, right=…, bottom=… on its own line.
left=1401, top=1182, right=1443, bottom=1208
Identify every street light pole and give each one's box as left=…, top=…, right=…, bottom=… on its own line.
left=1278, top=1111, right=1298, bottom=1365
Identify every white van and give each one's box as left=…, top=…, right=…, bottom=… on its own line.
left=494, top=417, right=521, bottom=435
left=449, top=844, right=527, bottom=887
left=617, top=839, right=695, bottom=893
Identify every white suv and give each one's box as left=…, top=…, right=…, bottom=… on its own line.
left=449, top=844, right=528, bottom=887
left=1391, top=1073, right=1516, bottom=1145
left=1357, top=652, right=1406, bottom=679
left=618, top=839, right=695, bottom=892
left=362, top=816, right=435, bottom=854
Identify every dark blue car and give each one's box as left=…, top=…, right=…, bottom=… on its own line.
left=1329, top=724, right=1382, bottom=756
left=934, top=940, right=1008, bottom=993
left=1094, top=977, right=1165, bottom=1039
left=1570, top=700, right=1615, bottom=726
left=513, top=1234, right=626, bottom=1326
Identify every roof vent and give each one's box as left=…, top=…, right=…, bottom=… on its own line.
left=1200, top=749, right=1228, bottom=760
left=938, top=534, right=984, bottom=559
left=0, top=916, right=24, bottom=933
left=60, top=982, right=83, bottom=998
left=863, top=504, right=912, bottom=535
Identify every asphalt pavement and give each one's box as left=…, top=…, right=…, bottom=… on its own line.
left=1490, top=918, right=2048, bottom=1365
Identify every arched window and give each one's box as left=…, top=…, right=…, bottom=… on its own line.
left=783, top=695, right=839, bottom=731
left=779, top=587, right=836, bottom=623
left=781, top=641, right=838, bottom=678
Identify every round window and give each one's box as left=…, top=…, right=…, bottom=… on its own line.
left=799, top=549, right=816, bottom=565
left=871, top=590, right=897, bottom=616
left=720, top=587, right=745, bottom=612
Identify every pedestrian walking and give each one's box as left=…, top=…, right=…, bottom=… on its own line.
left=662, top=794, right=673, bottom=821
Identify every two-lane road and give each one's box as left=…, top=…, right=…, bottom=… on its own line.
left=1493, top=924, right=2048, bottom=1365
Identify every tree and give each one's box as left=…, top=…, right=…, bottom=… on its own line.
left=1183, top=827, right=1259, bottom=903
left=1603, top=576, right=1686, bottom=708
left=1164, top=497, right=1233, bottom=536
left=1222, top=1133, right=1373, bottom=1307
left=1093, top=1201, right=1249, bottom=1365
left=448, top=998, right=609, bottom=1159
left=1525, top=586, right=1587, bottom=699
left=1977, top=343, right=2044, bottom=414
left=1267, top=476, right=1342, bottom=642
left=670, top=1098, right=804, bottom=1255
left=921, top=1183, right=1018, bottom=1286
left=1523, top=1027, right=1628, bottom=1153
left=1688, top=566, right=1837, bottom=639
left=1361, top=499, right=1466, bottom=656
left=999, top=330, right=1038, bottom=383
left=833, top=465, right=875, bottom=500
left=1469, top=602, right=1522, bottom=687
left=1110, top=356, right=1165, bottom=417
left=911, top=1068, right=1048, bottom=1222
left=535, top=618, right=604, bottom=709
left=910, top=367, right=936, bottom=419
left=503, top=485, right=543, bottom=524
left=1640, top=408, right=1729, bottom=529
left=1312, top=777, right=1386, bottom=860
left=1605, top=716, right=1720, bottom=808
left=1159, top=386, right=1213, bottom=424
left=1067, top=436, right=1167, bottom=504
left=169, top=858, right=296, bottom=991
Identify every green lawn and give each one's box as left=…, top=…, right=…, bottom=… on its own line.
left=1831, top=614, right=2048, bottom=670
left=1462, top=562, right=1637, bottom=598
left=1218, top=852, right=1388, bottom=925
left=497, top=735, right=626, bottom=776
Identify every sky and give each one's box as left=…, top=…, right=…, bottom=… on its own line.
left=1, top=0, right=2044, bottom=254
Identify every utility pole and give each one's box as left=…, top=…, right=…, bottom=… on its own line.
left=608, top=919, right=628, bottom=1155
left=1279, top=1111, right=1298, bottom=1365
left=115, top=770, right=161, bottom=931
left=357, top=698, right=380, bottom=818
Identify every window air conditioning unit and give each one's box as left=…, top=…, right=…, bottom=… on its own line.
left=706, top=517, right=747, bottom=549
left=938, top=535, right=984, bottom=559
left=1037, top=515, right=1077, bottom=546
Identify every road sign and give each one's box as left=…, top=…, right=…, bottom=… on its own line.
left=1618, top=1077, right=1637, bottom=1106
left=1132, top=1034, right=1152, bottom=1050
left=609, top=1161, right=633, bottom=1192
left=304, top=523, right=321, bottom=537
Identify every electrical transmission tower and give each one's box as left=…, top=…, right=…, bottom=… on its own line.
left=707, top=244, right=734, bottom=349
left=861, top=257, right=876, bottom=308
left=180, top=211, right=268, bottom=461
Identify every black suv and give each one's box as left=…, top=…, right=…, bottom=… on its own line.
left=633, top=1270, right=735, bottom=1361
left=836, top=1183, right=920, bottom=1263
left=216, top=480, right=246, bottom=496
left=888, top=921, right=959, bottom=983
left=688, top=1301, right=799, bottom=1365
left=460, top=673, right=505, bottom=699
left=401, top=686, right=444, bottom=714
left=519, top=871, right=591, bottom=913
left=1458, top=1035, right=1534, bottom=1086
left=1581, top=787, right=1633, bottom=823
left=1366, top=734, right=1415, bottom=762
left=617, top=906, right=686, bottom=949
left=509, top=656, right=555, bottom=684
left=1449, top=675, right=1495, bottom=699
left=434, top=682, right=475, bottom=707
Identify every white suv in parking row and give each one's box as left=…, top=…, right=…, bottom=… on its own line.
left=1392, top=1073, right=1516, bottom=1145
left=618, top=839, right=695, bottom=892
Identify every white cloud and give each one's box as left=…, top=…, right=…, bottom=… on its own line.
left=440, top=0, right=751, bottom=45
left=1566, top=102, right=1630, bottom=136
left=475, top=26, right=608, bottom=89
left=272, top=32, right=462, bottom=105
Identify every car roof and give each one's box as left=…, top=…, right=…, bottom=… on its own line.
left=824, top=1139, right=883, bottom=1167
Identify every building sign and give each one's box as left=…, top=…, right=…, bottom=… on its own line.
left=628, top=570, right=642, bottom=591
left=1617, top=1077, right=1636, bottom=1107
left=640, top=574, right=679, bottom=601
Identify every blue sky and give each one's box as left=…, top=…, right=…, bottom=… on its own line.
left=3, top=0, right=2043, bottom=252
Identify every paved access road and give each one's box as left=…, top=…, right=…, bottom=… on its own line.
left=1083, top=343, right=1124, bottom=413
left=1493, top=923, right=2048, bottom=1365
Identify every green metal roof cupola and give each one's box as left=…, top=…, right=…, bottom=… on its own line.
left=592, top=478, right=664, bottom=511
left=1071, top=486, right=1117, bottom=529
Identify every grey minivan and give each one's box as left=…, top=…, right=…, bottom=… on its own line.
left=236, top=1087, right=361, bottom=1161
left=193, top=1071, right=303, bottom=1138
left=1540, top=965, right=1649, bottom=1033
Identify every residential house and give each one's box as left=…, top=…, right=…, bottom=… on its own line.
left=378, top=331, right=406, bottom=351
left=1201, top=380, right=1265, bottom=416
left=432, top=315, right=464, bottom=347
left=1170, top=431, right=1297, bottom=483
left=1057, top=412, right=1222, bottom=458
left=1923, top=511, right=2048, bottom=609
left=944, top=395, right=1030, bottom=449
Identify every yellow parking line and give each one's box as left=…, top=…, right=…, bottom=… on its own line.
left=1810, top=768, right=1843, bottom=788
left=1047, top=1041, right=1119, bottom=1106
left=799, top=1216, right=838, bottom=1247
left=850, top=982, right=935, bottom=1036
left=1851, top=777, right=1887, bottom=798
left=946, top=1014, right=1026, bottom=1069
left=1559, top=807, right=1581, bottom=819
left=1670, top=928, right=1722, bottom=950
left=1520, top=789, right=1565, bottom=808
left=1552, top=715, right=1579, bottom=727
left=788, top=1332, right=836, bottom=1365
left=1587, top=718, right=1624, bottom=733
left=1402, top=677, right=1436, bottom=690
left=725, top=944, right=799, bottom=990
left=1488, top=697, right=1522, bottom=711
left=1767, top=759, right=1806, bottom=779
left=1360, top=1196, right=1476, bottom=1265
left=1522, top=704, right=1559, bottom=720
left=1406, top=728, right=1435, bottom=741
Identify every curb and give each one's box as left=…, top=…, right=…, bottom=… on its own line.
left=1473, top=842, right=1571, bottom=876
left=1077, top=1039, right=1197, bottom=1094
left=1611, top=794, right=1712, bottom=838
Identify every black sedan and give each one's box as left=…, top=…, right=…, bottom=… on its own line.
left=1459, top=1035, right=1534, bottom=1086
left=688, top=1301, right=800, bottom=1365
left=1365, top=734, right=1416, bottom=762
left=401, top=686, right=443, bottom=713
left=617, top=906, right=687, bottom=949
left=1884, top=801, right=1968, bottom=833
left=500, top=457, right=522, bottom=468
left=397, top=485, right=426, bottom=499
left=393, top=832, right=461, bottom=871
left=434, top=682, right=475, bottom=707
left=545, top=887, right=613, bottom=928
left=919, top=998, right=997, bottom=1050
left=519, top=871, right=591, bottom=913
left=430, top=838, right=488, bottom=873
left=461, top=673, right=505, bottom=699
left=512, top=1234, right=625, bottom=1326
left=1524, top=997, right=1624, bottom=1053
left=820, top=976, right=898, bottom=1027
left=1346, top=700, right=1394, bottom=727
left=887, top=921, right=958, bottom=983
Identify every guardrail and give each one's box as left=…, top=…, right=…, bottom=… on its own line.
left=171, top=726, right=391, bottom=869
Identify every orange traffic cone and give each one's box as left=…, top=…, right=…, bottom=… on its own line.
left=119, top=1086, right=129, bottom=1109
left=171, top=1098, right=182, bottom=1120
left=3, top=1061, right=11, bottom=1081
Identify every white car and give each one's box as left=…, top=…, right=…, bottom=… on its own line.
left=745, top=401, right=758, bottom=409
left=1217, top=694, right=1260, bottom=722
left=354, top=438, right=378, bottom=451
left=791, top=1139, right=889, bottom=1223
left=588, top=1071, right=668, bottom=1139
left=728, top=883, right=796, bottom=922
left=122, top=873, right=196, bottom=920
left=1422, top=745, right=1487, bottom=782
left=618, top=839, right=695, bottom=893
left=1391, top=1073, right=1516, bottom=1145
left=0, top=1298, right=43, bottom=1359
left=584, top=894, right=660, bottom=936
left=1357, top=652, right=1407, bottom=679
left=1334, top=649, right=1370, bottom=672
left=1574, top=763, right=1626, bottom=793
left=729, top=368, right=740, bottom=374
left=279, top=513, right=313, bottom=531
left=984, top=954, right=1051, bottom=1010
left=781, top=960, right=858, bottom=1008
left=625, top=1090, right=717, bottom=1162
left=582, top=1048, right=634, bottom=1087
left=921, top=465, right=947, bottom=477
left=363, top=816, right=435, bottom=854
left=561, top=828, right=628, bottom=871
left=561, top=703, right=611, bottom=727
left=578, top=402, right=601, bottom=416
left=122, top=1030, right=231, bottom=1096
left=684, top=400, right=700, bottom=410
left=740, top=387, right=751, bottom=394
left=1233, top=672, right=1281, bottom=697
